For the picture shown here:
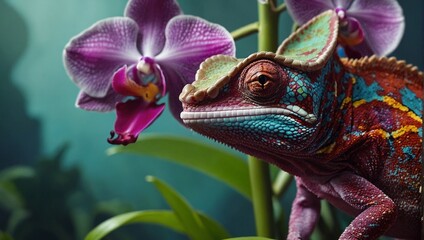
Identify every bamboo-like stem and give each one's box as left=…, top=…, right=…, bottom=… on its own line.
left=258, top=0, right=279, bottom=52
left=247, top=0, right=280, bottom=238
left=291, top=22, right=299, bottom=33
left=274, top=3, right=286, bottom=14
left=231, top=22, right=259, bottom=41
left=248, top=155, right=275, bottom=237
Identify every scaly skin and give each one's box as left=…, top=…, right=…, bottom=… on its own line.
left=179, top=11, right=423, bottom=240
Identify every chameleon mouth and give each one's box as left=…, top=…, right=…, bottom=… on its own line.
left=181, top=105, right=317, bottom=124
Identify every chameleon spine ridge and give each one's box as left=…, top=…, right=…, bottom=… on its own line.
left=341, top=56, right=423, bottom=85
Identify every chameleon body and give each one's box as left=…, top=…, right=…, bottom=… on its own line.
left=179, top=11, right=423, bottom=239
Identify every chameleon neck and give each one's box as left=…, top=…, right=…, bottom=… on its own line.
left=271, top=55, right=352, bottom=180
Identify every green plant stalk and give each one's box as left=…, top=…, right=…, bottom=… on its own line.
left=258, top=0, right=279, bottom=52
left=272, top=171, right=293, bottom=197
left=274, top=3, right=286, bottom=14
left=248, top=156, right=275, bottom=237
left=247, top=0, right=280, bottom=237
left=231, top=22, right=259, bottom=41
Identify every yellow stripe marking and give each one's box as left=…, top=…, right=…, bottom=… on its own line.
left=340, top=97, right=352, bottom=109
left=383, top=96, right=422, bottom=123
left=317, top=142, right=336, bottom=154
left=352, top=96, right=422, bottom=123
left=353, top=99, right=366, bottom=108
left=391, top=125, right=419, bottom=139
left=383, top=96, right=408, bottom=111
left=369, top=125, right=419, bottom=140
left=373, top=129, right=390, bottom=139
left=407, top=112, right=423, bottom=123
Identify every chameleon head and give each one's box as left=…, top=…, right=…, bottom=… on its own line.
left=179, top=10, right=340, bottom=159
left=179, top=53, right=333, bottom=158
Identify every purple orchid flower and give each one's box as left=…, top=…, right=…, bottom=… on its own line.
left=285, top=0, right=404, bottom=57
left=63, top=0, right=235, bottom=145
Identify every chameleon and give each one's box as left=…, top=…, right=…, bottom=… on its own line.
left=179, top=10, right=423, bottom=239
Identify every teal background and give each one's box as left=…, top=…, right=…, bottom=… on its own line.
left=0, top=0, right=422, bottom=239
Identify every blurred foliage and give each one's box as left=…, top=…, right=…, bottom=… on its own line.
left=87, top=135, right=346, bottom=239
left=0, top=145, right=134, bottom=240
left=108, top=135, right=251, bottom=199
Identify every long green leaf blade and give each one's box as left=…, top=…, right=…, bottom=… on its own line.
left=0, top=231, right=15, bottom=240
left=107, top=134, right=251, bottom=199
left=198, top=214, right=230, bottom=240
left=84, top=210, right=184, bottom=240
left=147, top=176, right=228, bottom=240
left=84, top=209, right=229, bottom=240
left=0, top=166, right=35, bottom=182
left=224, top=237, right=275, bottom=240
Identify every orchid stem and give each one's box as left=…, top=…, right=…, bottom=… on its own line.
left=231, top=22, right=259, bottom=41
left=274, top=3, right=286, bottom=14
left=272, top=171, right=294, bottom=197
left=230, top=2, right=285, bottom=41
left=258, top=0, right=279, bottom=52
left=246, top=1, right=280, bottom=238
left=248, top=155, right=275, bottom=237
left=291, top=22, right=299, bottom=33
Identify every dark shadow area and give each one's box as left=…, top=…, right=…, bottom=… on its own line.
left=0, top=0, right=41, bottom=233
left=0, top=144, right=141, bottom=240
left=0, top=0, right=41, bottom=168
left=393, top=1, right=424, bottom=69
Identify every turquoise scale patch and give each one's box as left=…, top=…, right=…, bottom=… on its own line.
left=400, top=87, right=422, bottom=117
left=352, top=76, right=383, bottom=102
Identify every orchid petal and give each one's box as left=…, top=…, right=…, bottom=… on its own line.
left=332, top=0, right=353, bottom=9
left=156, top=15, right=235, bottom=65
left=124, top=0, right=181, bottom=57
left=64, top=17, right=141, bottom=98
left=110, top=99, right=165, bottom=145
left=155, top=15, right=235, bottom=121
left=160, top=67, right=185, bottom=122
left=348, top=0, right=404, bottom=56
left=76, top=89, right=124, bottom=112
left=285, top=0, right=334, bottom=25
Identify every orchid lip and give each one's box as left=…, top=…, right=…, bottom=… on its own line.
left=107, top=130, right=137, bottom=145
left=181, top=106, right=317, bottom=124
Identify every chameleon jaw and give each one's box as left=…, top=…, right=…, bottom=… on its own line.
left=181, top=106, right=317, bottom=124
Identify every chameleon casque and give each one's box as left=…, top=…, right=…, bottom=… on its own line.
left=179, top=11, right=423, bottom=239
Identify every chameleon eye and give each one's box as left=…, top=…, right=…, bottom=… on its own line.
left=240, top=59, right=285, bottom=103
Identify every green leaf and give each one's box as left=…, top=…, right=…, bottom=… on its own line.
left=224, top=237, right=275, bottom=240
left=107, top=134, right=251, bottom=199
left=147, top=176, right=229, bottom=240
left=0, top=231, right=14, bottom=240
left=197, top=214, right=230, bottom=240
left=6, top=209, right=29, bottom=234
left=311, top=201, right=342, bottom=240
left=85, top=210, right=185, bottom=240
left=0, top=182, right=24, bottom=210
left=0, top=166, right=35, bottom=182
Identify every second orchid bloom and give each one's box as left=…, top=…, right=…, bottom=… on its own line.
left=64, top=0, right=235, bottom=145
left=285, top=0, right=404, bottom=57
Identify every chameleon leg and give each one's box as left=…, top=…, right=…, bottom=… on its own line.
left=287, top=177, right=321, bottom=240
left=330, top=173, right=397, bottom=240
